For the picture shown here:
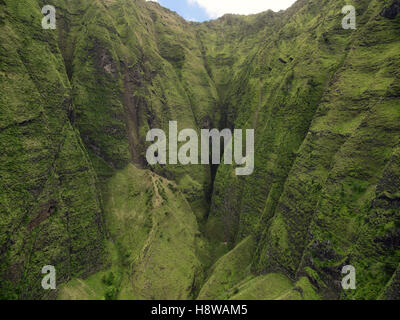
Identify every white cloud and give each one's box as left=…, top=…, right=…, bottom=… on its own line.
left=187, top=0, right=297, bottom=18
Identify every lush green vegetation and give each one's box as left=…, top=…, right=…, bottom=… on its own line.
left=0, top=0, right=399, bottom=300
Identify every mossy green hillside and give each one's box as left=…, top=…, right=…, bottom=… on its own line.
left=1, top=0, right=399, bottom=300
left=205, top=0, right=400, bottom=300
left=59, top=164, right=205, bottom=300
left=197, top=236, right=256, bottom=300
left=0, top=0, right=105, bottom=299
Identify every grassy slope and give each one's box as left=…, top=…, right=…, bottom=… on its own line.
left=0, top=0, right=105, bottom=299
left=59, top=164, right=204, bottom=300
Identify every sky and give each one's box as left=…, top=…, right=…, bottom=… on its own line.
left=146, top=0, right=297, bottom=22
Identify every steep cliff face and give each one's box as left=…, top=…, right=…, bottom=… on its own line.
left=202, top=0, right=400, bottom=300
left=0, top=0, right=106, bottom=299
left=0, top=0, right=399, bottom=300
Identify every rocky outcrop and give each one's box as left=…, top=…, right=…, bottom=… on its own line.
left=381, top=0, right=400, bottom=19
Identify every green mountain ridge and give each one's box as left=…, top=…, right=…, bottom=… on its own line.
left=0, top=0, right=399, bottom=300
